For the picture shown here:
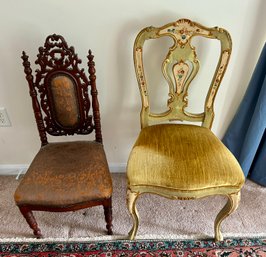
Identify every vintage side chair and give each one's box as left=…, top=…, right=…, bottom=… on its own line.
left=14, top=34, right=113, bottom=238
left=127, top=19, right=245, bottom=241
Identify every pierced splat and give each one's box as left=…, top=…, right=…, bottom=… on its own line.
left=134, top=19, right=232, bottom=128
left=18, top=35, right=112, bottom=239
left=22, top=34, right=103, bottom=142
left=22, top=34, right=95, bottom=137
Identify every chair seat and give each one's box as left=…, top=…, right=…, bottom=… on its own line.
left=127, top=124, right=245, bottom=192
left=14, top=141, right=112, bottom=207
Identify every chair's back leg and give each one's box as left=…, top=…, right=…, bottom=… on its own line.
left=214, top=191, right=241, bottom=241
left=19, top=206, right=42, bottom=238
left=127, top=189, right=140, bottom=240
left=103, top=197, right=113, bottom=235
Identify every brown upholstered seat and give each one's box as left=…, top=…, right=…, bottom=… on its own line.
left=15, top=142, right=112, bottom=207
left=15, top=34, right=113, bottom=238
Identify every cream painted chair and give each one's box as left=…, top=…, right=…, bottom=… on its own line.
left=126, top=19, right=245, bottom=241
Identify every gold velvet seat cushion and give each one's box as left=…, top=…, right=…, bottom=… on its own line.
left=127, top=124, right=245, bottom=192
left=14, top=141, right=112, bottom=207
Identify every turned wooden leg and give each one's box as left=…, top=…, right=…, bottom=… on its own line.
left=19, top=206, right=42, bottom=238
left=103, top=197, right=113, bottom=235
left=127, top=189, right=140, bottom=240
left=214, top=191, right=241, bottom=242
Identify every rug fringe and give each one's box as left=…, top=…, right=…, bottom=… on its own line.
left=1, top=233, right=266, bottom=243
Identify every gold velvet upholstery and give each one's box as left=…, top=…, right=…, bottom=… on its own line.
left=15, top=142, right=112, bottom=207
left=127, top=124, right=244, bottom=195
left=127, top=19, right=245, bottom=242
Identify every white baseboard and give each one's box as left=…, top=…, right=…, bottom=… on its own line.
left=0, top=164, right=29, bottom=176
left=108, top=163, right=127, bottom=173
left=0, top=163, right=126, bottom=176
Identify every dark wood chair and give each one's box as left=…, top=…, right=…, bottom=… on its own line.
left=14, top=34, right=113, bottom=238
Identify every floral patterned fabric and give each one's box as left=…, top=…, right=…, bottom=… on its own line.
left=0, top=238, right=266, bottom=257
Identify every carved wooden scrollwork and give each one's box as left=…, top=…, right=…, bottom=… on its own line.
left=32, top=34, right=93, bottom=136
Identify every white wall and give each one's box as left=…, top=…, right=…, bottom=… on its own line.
left=0, top=0, right=265, bottom=171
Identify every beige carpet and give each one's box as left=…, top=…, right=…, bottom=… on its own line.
left=0, top=173, right=265, bottom=240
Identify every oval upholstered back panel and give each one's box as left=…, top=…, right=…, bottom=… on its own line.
left=50, top=74, right=80, bottom=128
left=29, top=34, right=95, bottom=137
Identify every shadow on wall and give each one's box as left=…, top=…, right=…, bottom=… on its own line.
left=220, top=0, right=266, bottom=136
left=108, top=13, right=185, bottom=137
left=113, top=13, right=222, bottom=132
left=101, top=12, right=190, bottom=162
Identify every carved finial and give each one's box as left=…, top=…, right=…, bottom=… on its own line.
left=88, top=49, right=94, bottom=62
left=87, top=50, right=96, bottom=79
left=21, top=50, right=48, bottom=146
left=22, top=51, right=27, bottom=59
left=21, top=51, right=30, bottom=65
left=21, top=51, right=33, bottom=78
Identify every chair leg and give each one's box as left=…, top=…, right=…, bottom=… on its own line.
left=127, top=189, right=140, bottom=240
left=103, top=198, right=113, bottom=235
left=19, top=206, right=42, bottom=238
left=214, top=191, right=241, bottom=242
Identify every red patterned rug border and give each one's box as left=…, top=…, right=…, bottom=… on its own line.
left=0, top=237, right=266, bottom=256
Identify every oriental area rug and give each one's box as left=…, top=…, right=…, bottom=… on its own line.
left=0, top=238, right=266, bottom=257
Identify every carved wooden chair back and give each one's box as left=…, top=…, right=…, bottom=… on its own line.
left=134, top=19, right=232, bottom=128
left=22, top=34, right=102, bottom=145
left=16, top=34, right=113, bottom=238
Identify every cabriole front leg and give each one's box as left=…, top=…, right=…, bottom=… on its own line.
left=214, top=191, right=241, bottom=242
left=127, top=189, right=140, bottom=240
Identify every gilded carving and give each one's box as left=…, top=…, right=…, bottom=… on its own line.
left=159, top=19, right=211, bottom=46
left=134, top=19, right=232, bottom=129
